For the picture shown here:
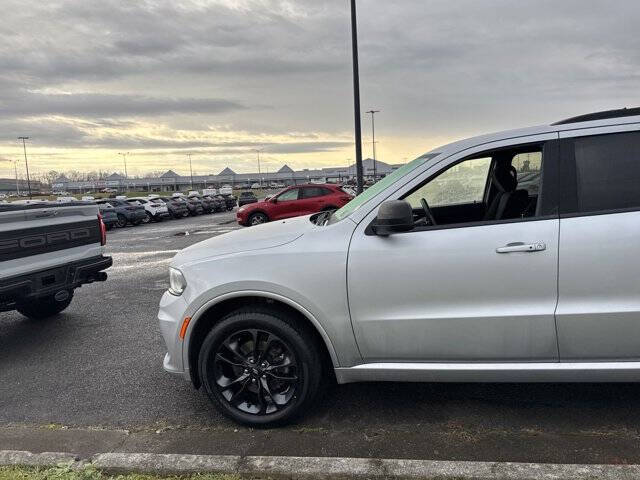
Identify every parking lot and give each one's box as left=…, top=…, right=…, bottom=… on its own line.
left=2, top=210, right=640, bottom=464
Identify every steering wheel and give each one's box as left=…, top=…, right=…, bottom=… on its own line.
left=420, top=198, right=437, bottom=226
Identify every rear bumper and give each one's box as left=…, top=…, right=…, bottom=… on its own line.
left=0, top=255, right=112, bottom=308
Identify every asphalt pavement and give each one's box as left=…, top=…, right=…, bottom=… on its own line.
left=2, top=210, right=640, bottom=464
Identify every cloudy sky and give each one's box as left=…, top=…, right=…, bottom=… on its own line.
left=0, top=0, right=638, bottom=178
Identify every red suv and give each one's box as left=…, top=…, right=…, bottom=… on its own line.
left=236, top=184, right=353, bottom=226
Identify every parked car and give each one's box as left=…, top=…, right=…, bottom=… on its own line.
left=203, top=194, right=225, bottom=213
left=95, top=199, right=146, bottom=228
left=251, top=183, right=261, bottom=190
left=237, top=191, right=258, bottom=207
left=236, top=184, right=353, bottom=226
left=219, top=185, right=233, bottom=196
left=156, top=196, right=189, bottom=219
left=217, top=194, right=237, bottom=210
left=172, top=194, right=204, bottom=216
left=128, top=197, right=170, bottom=223
left=97, top=203, right=118, bottom=230
left=159, top=107, right=640, bottom=426
left=1, top=201, right=111, bottom=319
left=188, top=193, right=215, bottom=214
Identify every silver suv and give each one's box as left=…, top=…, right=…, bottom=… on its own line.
left=159, top=107, right=640, bottom=426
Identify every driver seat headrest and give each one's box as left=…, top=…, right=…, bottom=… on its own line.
left=492, top=164, right=518, bottom=193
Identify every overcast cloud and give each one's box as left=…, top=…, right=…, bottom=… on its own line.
left=0, top=0, right=638, bottom=176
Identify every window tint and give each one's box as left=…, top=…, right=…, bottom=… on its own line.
left=404, top=157, right=492, bottom=209
left=572, top=131, right=640, bottom=213
left=277, top=188, right=299, bottom=201
left=302, top=187, right=329, bottom=199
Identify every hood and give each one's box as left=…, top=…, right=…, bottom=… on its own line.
left=172, top=214, right=315, bottom=267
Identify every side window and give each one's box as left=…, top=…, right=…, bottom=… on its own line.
left=573, top=131, right=640, bottom=213
left=399, top=143, right=547, bottom=229
left=404, top=157, right=492, bottom=209
left=277, top=188, right=299, bottom=202
left=302, top=187, right=328, bottom=199
left=512, top=152, right=542, bottom=197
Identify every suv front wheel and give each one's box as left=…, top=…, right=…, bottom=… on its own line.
left=198, top=308, right=322, bottom=426
left=248, top=212, right=269, bottom=226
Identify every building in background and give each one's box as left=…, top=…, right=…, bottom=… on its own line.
left=51, top=159, right=403, bottom=193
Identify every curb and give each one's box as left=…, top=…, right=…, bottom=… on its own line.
left=3, top=450, right=640, bottom=479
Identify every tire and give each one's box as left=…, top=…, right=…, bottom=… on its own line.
left=198, top=307, right=322, bottom=427
left=155, top=215, right=164, bottom=222
left=116, top=214, right=128, bottom=228
left=17, top=291, right=74, bottom=320
left=248, top=212, right=269, bottom=226
left=142, top=212, right=153, bottom=224
left=321, top=205, right=338, bottom=211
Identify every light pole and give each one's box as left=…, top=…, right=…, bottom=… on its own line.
left=18, top=136, right=31, bottom=198
left=187, top=153, right=194, bottom=189
left=118, top=152, right=129, bottom=178
left=253, top=149, right=262, bottom=186
left=367, top=110, right=380, bottom=182
left=350, top=0, right=364, bottom=194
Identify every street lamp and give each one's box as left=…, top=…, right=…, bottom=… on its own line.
left=366, top=110, right=380, bottom=181
left=18, top=136, right=31, bottom=198
left=187, top=153, right=194, bottom=189
left=350, top=0, right=364, bottom=194
left=118, top=152, right=129, bottom=179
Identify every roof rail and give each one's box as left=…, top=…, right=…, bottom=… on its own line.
left=553, top=107, right=640, bottom=125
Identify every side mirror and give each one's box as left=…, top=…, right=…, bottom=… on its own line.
left=372, top=200, right=414, bottom=236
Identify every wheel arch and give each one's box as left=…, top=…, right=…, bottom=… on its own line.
left=247, top=209, right=270, bottom=220
left=185, top=291, right=338, bottom=388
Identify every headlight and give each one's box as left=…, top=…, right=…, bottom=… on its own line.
left=168, top=267, right=187, bottom=296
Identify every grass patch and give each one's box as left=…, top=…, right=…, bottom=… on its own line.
left=0, top=466, right=243, bottom=480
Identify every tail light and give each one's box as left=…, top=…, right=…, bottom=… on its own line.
left=98, top=213, right=107, bottom=246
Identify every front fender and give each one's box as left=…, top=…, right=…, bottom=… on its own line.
left=181, top=287, right=341, bottom=376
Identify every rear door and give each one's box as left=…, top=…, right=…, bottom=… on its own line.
left=556, top=124, right=640, bottom=360
left=299, top=187, right=331, bottom=215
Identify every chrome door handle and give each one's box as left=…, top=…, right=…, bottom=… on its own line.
left=496, top=242, right=546, bottom=254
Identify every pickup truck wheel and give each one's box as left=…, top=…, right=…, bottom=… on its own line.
left=17, top=292, right=74, bottom=320
left=116, top=214, right=128, bottom=228
left=142, top=212, right=152, bottom=224
left=199, top=308, right=322, bottom=427
left=249, top=212, right=269, bottom=226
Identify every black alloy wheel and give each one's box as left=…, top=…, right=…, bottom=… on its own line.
left=199, top=309, right=322, bottom=426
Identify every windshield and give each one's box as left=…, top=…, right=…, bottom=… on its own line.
left=330, top=152, right=441, bottom=222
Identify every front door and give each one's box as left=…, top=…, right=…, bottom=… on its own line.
left=272, top=187, right=301, bottom=220
left=348, top=140, right=560, bottom=362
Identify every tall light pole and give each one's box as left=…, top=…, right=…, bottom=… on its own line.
left=118, top=152, right=129, bottom=178
left=18, top=136, right=31, bottom=198
left=367, top=110, right=380, bottom=181
left=350, top=0, right=364, bottom=194
left=253, top=149, right=262, bottom=186
left=187, top=153, right=194, bottom=189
